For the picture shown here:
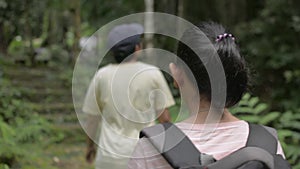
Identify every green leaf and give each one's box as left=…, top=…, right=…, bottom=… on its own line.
left=292, top=163, right=300, bottom=169
left=242, top=93, right=251, bottom=100
left=277, top=129, right=293, bottom=140
left=253, top=103, right=268, bottom=114
left=248, top=97, right=259, bottom=108
left=282, top=122, right=300, bottom=130
left=0, top=120, right=16, bottom=140
left=0, top=164, right=10, bottom=169
left=259, top=111, right=280, bottom=125
left=237, top=99, right=250, bottom=106
left=231, top=107, right=254, bottom=114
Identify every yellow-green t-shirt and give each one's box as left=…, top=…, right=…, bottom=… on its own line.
left=83, top=62, right=175, bottom=168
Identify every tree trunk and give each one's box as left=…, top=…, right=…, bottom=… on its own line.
left=41, top=9, right=50, bottom=46
left=0, top=24, right=8, bottom=54
left=175, top=0, right=184, bottom=39
left=144, top=0, right=154, bottom=50
left=72, top=0, right=81, bottom=65
left=143, top=0, right=155, bottom=64
left=24, top=0, right=35, bottom=66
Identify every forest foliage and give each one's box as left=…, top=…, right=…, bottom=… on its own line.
left=0, top=0, right=299, bottom=168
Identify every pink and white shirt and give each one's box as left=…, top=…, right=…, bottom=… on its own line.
left=128, top=120, right=285, bottom=169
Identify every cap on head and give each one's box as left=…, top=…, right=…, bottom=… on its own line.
left=107, top=23, right=144, bottom=49
left=107, top=23, right=144, bottom=63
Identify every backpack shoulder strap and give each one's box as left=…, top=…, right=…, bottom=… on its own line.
left=206, top=123, right=282, bottom=169
left=247, top=123, right=278, bottom=154
left=140, top=122, right=211, bottom=168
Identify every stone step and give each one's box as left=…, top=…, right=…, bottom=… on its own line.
left=17, top=87, right=72, bottom=102
left=29, top=102, right=75, bottom=114
left=44, top=113, right=79, bottom=124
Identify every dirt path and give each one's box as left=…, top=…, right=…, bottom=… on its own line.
left=4, top=62, right=93, bottom=169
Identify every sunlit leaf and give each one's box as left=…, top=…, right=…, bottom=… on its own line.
left=253, top=103, right=268, bottom=114
left=259, top=112, right=280, bottom=125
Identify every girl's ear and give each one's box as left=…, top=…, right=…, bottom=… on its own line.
left=169, top=63, right=184, bottom=88
left=135, top=43, right=142, bottom=51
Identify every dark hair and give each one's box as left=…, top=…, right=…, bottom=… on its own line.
left=177, top=22, right=249, bottom=108
left=111, top=35, right=141, bottom=63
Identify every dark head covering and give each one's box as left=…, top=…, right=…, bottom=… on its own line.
left=107, top=23, right=144, bottom=63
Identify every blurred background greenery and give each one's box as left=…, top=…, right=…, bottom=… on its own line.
left=0, top=0, right=299, bottom=168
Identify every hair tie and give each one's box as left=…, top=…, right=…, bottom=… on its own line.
left=215, top=33, right=235, bottom=42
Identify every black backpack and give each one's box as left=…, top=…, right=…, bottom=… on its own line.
left=140, top=122, right=291, bottom=169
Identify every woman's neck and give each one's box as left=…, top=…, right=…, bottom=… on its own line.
left=184, top=100, right=240, bottom=124
left=179, top=74, right=240, bottom=124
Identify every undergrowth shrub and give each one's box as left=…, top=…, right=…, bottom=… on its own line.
left=0, top=78, right=51, bottom=167
left=231, top=93, right=300, bottom=168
